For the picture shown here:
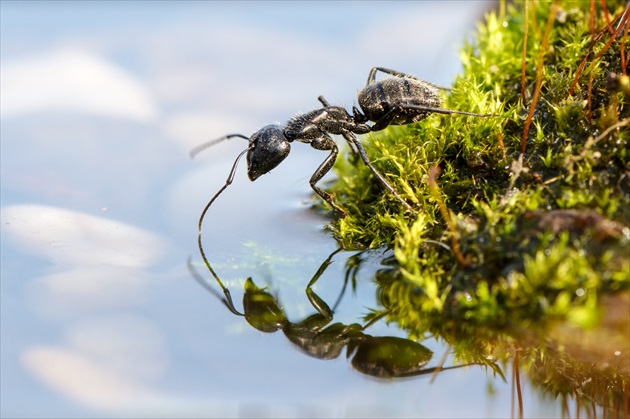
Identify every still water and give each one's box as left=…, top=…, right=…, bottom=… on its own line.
left=1, top=1, right=576, bottom=417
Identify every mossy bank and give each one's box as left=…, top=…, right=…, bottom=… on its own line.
left=326, top=0, right=629, bottom=368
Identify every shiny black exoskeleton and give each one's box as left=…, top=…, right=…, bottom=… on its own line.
left=191, top=96, right=414, bottom=232
left=188, top=246, right=474, bottom=379
left=352, top=67, right=495, bottom=131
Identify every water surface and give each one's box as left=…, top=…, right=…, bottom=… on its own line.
left=1, top=2, right=572, bottom=417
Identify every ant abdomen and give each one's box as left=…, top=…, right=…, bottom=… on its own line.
left=358, top=78, right=441, bottom=126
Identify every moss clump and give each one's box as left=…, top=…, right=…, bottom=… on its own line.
left=327, top=0, right=629, bottom=331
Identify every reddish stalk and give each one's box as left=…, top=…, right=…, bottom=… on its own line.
left=569, top=4, right=630, bottom=96
left=521, top=0, right=530, bottom=104
left=621, top=13, right=629, bottom=76
left=592, top=5, right=630, bottom=63
left=600, top=0, right=614, bottom=35
left=587, top=59, right=595, bottom=121
left=520, top=2, right=558, bottom=156
left=513, top=352, right=523, bottom=419
left=529, top=0, right=540, bottom=36
left=590, top=0, right=596, bottom=38
left=427, top=165, right=469, bottom=267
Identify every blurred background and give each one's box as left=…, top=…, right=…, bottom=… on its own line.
left=1, top=1, right=567, bottom=417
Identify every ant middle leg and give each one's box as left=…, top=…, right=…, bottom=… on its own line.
left=309, top=134, right=347, bottom=216
left=340, top=131, right=415, bottom=212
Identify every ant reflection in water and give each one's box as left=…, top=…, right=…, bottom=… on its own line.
left=189, top=243, right=474, bottom=379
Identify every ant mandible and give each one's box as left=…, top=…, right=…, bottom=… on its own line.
left=191, top=96, right=414, bottom=232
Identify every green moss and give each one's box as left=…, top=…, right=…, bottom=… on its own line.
left=322, top=2, right=629, bottom=409
left=327, top=1, right=630, bottom=332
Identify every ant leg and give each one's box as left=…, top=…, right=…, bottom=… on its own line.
left=304, top=247, right=344, bottom=320
left=309, top=134, right=347, bottom=215
left=399, top=104, right=496, bottom=118
left=340, top=131, right=415, bottom=212
left=330, top=248, right=363, bottom=312
left=352, top=105, right=368, bottom=123
left=370, top=104, right=495, bottom=132
left=317, top=96, right=362, bottom=156
left=369, top=106, right=407, bottom=132
left=367, top=67, right=418, bottom=84
left=367, top=68, right=447, bottom=91
left=317, top=95, right=331, bottom=107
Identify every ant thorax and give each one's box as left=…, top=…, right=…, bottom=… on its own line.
left=285, top=107, right=354, bottom=141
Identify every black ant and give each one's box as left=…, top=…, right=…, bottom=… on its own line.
left=192, top=68, right=496, bottom=231
left=352, top=67, right=496, bottom=131
left=187, top=245, right=478, bottom=379
left=191, top=96, right=414, bottom=232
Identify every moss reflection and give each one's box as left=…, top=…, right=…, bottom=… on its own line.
left=372, top=261, right=629, bottom=416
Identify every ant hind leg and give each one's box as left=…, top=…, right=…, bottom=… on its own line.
left=366, top=68, right=448, bottom=91
left=367, top=67, right=420, bottom=85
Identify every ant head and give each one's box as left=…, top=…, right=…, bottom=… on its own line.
left=247, top=125, right=291, bottom=181
left=243, top=278, right=287, bottom=332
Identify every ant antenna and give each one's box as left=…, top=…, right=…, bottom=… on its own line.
left=187, top=254, right=243, bottom=316
left=196, top=233, right=243, bottom=316
left=197, top=145, right=251, bottom=232
left=189, top=133, right=249, bottom=159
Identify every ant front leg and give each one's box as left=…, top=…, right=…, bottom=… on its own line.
left=309, top=134, right=347, bottom=216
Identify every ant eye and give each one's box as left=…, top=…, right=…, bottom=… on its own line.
left=247, top=125, right=291, bottom=181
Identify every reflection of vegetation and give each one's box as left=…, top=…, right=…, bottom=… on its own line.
left=322, top=0, right=629, bottom=415
left=371, top=263, right=629, bottom=416
left=188, top=246, right=479, bottom=379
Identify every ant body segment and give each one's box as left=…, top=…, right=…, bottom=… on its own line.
left=192, top=96, right=414, bottom=232
left=352, top=67, right=495, bottom=131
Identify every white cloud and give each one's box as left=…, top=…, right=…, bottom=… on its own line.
left=0, top=49, right=158, bottom=121
left=163, top=109, right=255, bottom=151
left=1, top=204, right=168, bottom=268
left=21, top=346, right=159, bottom=412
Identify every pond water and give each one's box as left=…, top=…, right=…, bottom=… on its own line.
left=1, top=2, right=589, bottom=417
